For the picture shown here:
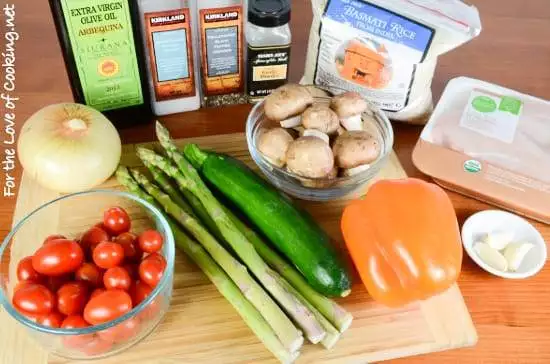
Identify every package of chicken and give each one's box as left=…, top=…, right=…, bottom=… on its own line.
left=413, top=77, right=550, bottom=223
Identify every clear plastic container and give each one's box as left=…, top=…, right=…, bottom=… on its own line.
left=0, top=190, right=175, bottom=359
left=246, top=86, right=394, bottom=201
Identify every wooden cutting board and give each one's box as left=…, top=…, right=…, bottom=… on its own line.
left=0, top=133, right=477, bottom=364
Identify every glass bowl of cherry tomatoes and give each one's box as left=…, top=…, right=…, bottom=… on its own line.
left=0, top=190, right=175, bottom=359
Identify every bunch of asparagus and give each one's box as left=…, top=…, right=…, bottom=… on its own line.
left=115, top=122, right=353, bottom=363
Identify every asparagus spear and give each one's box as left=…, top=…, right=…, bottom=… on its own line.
left=143, top=158, right=226, bottom=244
left=141, top=160, right=195, bottom=216
left=138, top=146, right=327, bottom=345
left=116, top=167, right=298, bottom=363
left=129, top=168, right=304, bottom=352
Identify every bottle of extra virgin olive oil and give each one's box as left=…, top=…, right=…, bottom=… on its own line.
left=49, top=0, right=152, bottom=128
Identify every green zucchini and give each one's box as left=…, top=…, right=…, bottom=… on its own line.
left=184, top=144, right=351, bottom=298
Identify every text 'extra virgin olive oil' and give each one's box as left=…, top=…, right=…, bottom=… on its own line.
left=49, top=0, right=152, bottom=128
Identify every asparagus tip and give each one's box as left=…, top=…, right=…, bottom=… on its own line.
left=183, top=144, right=208, bottom=169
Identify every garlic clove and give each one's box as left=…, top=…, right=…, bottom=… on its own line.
left=340, top=114, right=363, bottom=131
left=481, top=231, right=514, bottom=250
left=302, top=129, right=329, bottom=143
left=280, top=115, right=302, bottom=128
left=474, top=242, right=508, bottom=272
left=503, top=242, right=535, bottom=272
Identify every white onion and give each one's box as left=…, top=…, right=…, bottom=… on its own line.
left=17, top=103, right=121, bottom=193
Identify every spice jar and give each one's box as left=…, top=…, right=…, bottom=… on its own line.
left=245, top=0, right=291, bottom=103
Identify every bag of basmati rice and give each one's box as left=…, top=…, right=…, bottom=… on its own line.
left=301, top=0, right=482, bottom=124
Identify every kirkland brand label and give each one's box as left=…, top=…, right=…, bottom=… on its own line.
left=145, top=9, right=196, bottom=101
left=247, top=44, right=290, bottom=100
left=314, top=0, right=434, bottom=111
left=60, top=0, right=144, bottom=111
left=199, top=6, right=243, bottom=96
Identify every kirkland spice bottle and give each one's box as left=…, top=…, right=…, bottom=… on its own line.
left=245, top=0, right=291, bottom=102
left=197, top=0, right=247, bottom=107
left=49, top=0, right=152, bottom=128
left=139, top=0, right=201, bottom=115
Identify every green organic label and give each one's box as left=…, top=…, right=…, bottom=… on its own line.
left=499, top=96, right=522, bottom=115
left=464, top=160, right=482, bottom=173
left=60, top=0, right=143, bottom=111
left=472, top=96, right=497, bottom=113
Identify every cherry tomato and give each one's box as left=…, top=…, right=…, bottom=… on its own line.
left=37, top=311, right=64, bottom=328
left=138, top=253, right=166, bottom=287
left=80, top=337, right=113, bottom=356
left=140, top=297, right=161, bottom=321
left=90, top=288, right=106, bottom=299
left=103, top=207, right=131, bottom=236
left=83, top=289, right=132, bottom=325
left=12, top=283, right=55, bottom=314
left=103, top=267, right=131, bottom=291
left=32, top=239, right=84, bottom=276
left=129, top=280, right=153, bottom=307
left=122, top=263, right=139, bottom=280
left=57, top=281, right=89, bottom=316
left=115, top=232, right=141, bottom=262
left=93, top=222, right=110, bottom=234
left=17, top=310, right=42, bottom=322
left=61, top=315, right=93, bottom=348
left=14, top=281, right=33, bottom=294
left=46, top=274, right=72, bottom=292
left=93, top=241, right=125, bottom=269
left=98, top=316, right=140, bottom=343
left=43, top=234, right=66, bottom=245
left=16, top=256, right=44, bottom=283
left=80, top=226, right=110, bottom=256
left=138, top=230, right=163, bottom=254
left=75, top=263, right=103, bottom=287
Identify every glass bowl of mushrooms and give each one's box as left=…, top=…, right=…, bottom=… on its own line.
left=246, top=84, right=394, bottom=201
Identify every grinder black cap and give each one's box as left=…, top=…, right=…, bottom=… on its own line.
left=248, top=0, right=291, bottom=28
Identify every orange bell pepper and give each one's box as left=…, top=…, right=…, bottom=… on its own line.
left=341, top=178, right=462, bottom=307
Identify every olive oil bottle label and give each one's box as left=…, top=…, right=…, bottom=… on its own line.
left=144, top=9, right=196, bottom=101
left=247, top=44, right=290, bottom=99
left=60, top=0, right=144, bottom=111
left=199, top=6, right=244, bottom=96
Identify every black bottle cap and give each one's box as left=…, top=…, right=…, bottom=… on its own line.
left=248, top=0, right=291, bottom=28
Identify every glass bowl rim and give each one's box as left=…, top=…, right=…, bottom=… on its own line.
left=0, top=189, right=175, bottom=336
left=245, top=86, right=395, bottom=185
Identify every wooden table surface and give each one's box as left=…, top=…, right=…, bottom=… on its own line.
left=3, top=0, right=550, bottom=363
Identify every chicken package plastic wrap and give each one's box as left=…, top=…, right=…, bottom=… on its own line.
left=413, top=77, right=550, bottom=223
left=301, top=0, right=481, bottom=124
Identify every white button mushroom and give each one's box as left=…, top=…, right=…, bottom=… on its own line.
left=257, top=128, right=294, bottom=168
left=341, top=164, right=371, bottom=177
left=301, top=104, right=340, bottom=134
left=332, top=131, right=381, bottom=169
left=302, top=129, right=330, bottom=144
left=330, top=92, right=370, bottom=131
left=286, top=136, right=335, bottom=178
left=305, top=85, right=331, bottom=98
left=264, top=84, right=314, bottom=123
left=299, top=166, right=339, bottom=189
